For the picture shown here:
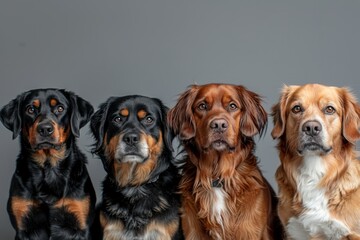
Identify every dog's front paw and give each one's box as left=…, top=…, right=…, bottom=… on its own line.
left=323, top=220, right=350, bottom=240
left=50, top=225, right=89, bottom=240
left=16, top=229, right=49, bottom=240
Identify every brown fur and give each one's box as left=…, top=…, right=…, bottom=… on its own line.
left=54, top=197, right=90, bottom=229
left=271, top=83, right=360, bottom=239
left=168, top=83, right=282, bottom=240
left=104, top=131, right=164, bottom=187
left=11, top=197, right=39, bottom=230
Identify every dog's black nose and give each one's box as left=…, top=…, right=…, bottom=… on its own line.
left=123, top=133, right=140, bottom=145
left=302, top=120, right=322, bottom=136
left=37, top=122, right=54, bottom=137
left=210, top=118, right=228, bottom=133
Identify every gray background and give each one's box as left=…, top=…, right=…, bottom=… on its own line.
left=0, top=0, right=359, bottom=237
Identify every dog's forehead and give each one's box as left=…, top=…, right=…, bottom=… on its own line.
left=23, top=89, right=68, bottom=106
left=195, top=84, right=239, bottom=103
left=112, top=96, right=161, bottom=117
left=290, top=84, right=341, bottom=106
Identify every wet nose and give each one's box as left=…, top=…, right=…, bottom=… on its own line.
left=302, top=120, right=322, bottom=136
left=37, top=122, right=54, bottom=137
left=123, top=132, right=140, bottom=146
left=210, top=118, right=228, bottom=133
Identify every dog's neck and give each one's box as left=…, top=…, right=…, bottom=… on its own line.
left=281, top=148, right=359, bottom=194
left=185, top=146, right=259, bottom=190
left=28, top=145, right=70, bottom=168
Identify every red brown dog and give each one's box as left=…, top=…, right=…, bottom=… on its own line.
left=168, top=83, right=282, bottom=240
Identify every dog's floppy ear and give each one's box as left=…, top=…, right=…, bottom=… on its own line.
left=66, top=91, right=94, bottom=138
left=236, top=86, right=268, bottom=137
left=0, top=94, right=23, bottom=139
left=90, top=97, right=115, bottom=153
left=153, top=98, right=174, bottom=152
left=341, top=88, right=360, bottom=143
left=271, top=85, right=296, bottom=139
left=168, top=86, right=199, bottom=140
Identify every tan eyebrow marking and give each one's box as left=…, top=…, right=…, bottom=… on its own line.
left=137, top=110, right=147, bottom=119
left=50, top=98, right=58, bottom=107
left=120, top=108, right=129, bottom=117
left=33, top=99, right=40, bottom=108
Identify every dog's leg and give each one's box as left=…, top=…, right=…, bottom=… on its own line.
left=346, top=234, right=360, bottom=240
left=8, top=194, right=49, bottom=240
left=50, top=197, right=92, bottom=240
left=181, top=199, right=209, bottom=240
left=143, top=219, right=180, bottom=240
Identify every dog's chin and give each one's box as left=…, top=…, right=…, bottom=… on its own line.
left=119, top=154, right=147, bottom=163
left=297, top=143, right=332, bottom=156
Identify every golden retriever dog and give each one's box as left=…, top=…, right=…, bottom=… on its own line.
left=271, top=83, right=360, bottom=239
left=168, top=83, right=283, bottom=240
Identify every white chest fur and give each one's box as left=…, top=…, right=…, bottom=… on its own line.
left=287, top=155, right=350, bottom=239
left=207, top=187, right=227, bottom=239
left=212, top=187, right=226, bottom=225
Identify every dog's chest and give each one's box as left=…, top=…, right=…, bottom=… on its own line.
left=297, top=156, right=327, bottom=213
left=287, top=155, right=350, bottom=239
left=211, top=187, right=226, bottom=223
left=196, top=183, right=228, bottom=234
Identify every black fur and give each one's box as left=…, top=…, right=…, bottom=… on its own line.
left=90, top=95, right=183, bottom=240
left=0, top=88, right=96, bottom=240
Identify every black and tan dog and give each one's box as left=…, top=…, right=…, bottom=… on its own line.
left=0, top=88, right=96, bottom=240
left=90, top=95, right=183, bottom=240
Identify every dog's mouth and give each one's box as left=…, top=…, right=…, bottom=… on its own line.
left=117, top=137, right=150, bottom=163
left=120, top=153, right=146, bottom=163
left=34, top=142, right=64, bottom=151
left=297, top=142, right=332, bottom=155
left=212, top=140, right=228, bottom=150
left=205, top=139, right=235, bottom=152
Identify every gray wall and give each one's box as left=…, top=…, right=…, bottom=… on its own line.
left=0, top=0, right=359, bottom=237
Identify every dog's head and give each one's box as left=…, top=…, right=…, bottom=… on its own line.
left=271, top=84, right=360, bottom=157
left=0, top=89, right=93, bottom=150
left=90, top=95, right=173, bottom=186
left=168, top=84, right=267, bottom=153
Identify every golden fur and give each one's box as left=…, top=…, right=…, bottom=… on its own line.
left=272, top=83, right=360, bottom=239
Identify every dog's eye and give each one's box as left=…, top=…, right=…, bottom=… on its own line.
left=145, top=116, right=154, bottom=124
left=291, top=105, right=302, bottom=114
left=57, top=105, right=64, bottom=113
left=198, top=103, right=207, bottom=111
left=228, top=103, right=238, bottom=111
left=26, top=106, right=36, bottom=114
left=113, top=116, right=123, bottom=123
left=324, top=106, right=336, bottom=115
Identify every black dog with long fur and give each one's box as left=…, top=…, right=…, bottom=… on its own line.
left=90, top=95, right=183, bottom=240
left=0, top=88, right=96, bottom=240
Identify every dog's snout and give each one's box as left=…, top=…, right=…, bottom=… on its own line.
left=37, top=122, right=54, bottom=137
left=123, top=132, right=140, bottom=146
left=210, top=118, right=228, bottom=132
left=302, top=120, right=322, bottom=136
